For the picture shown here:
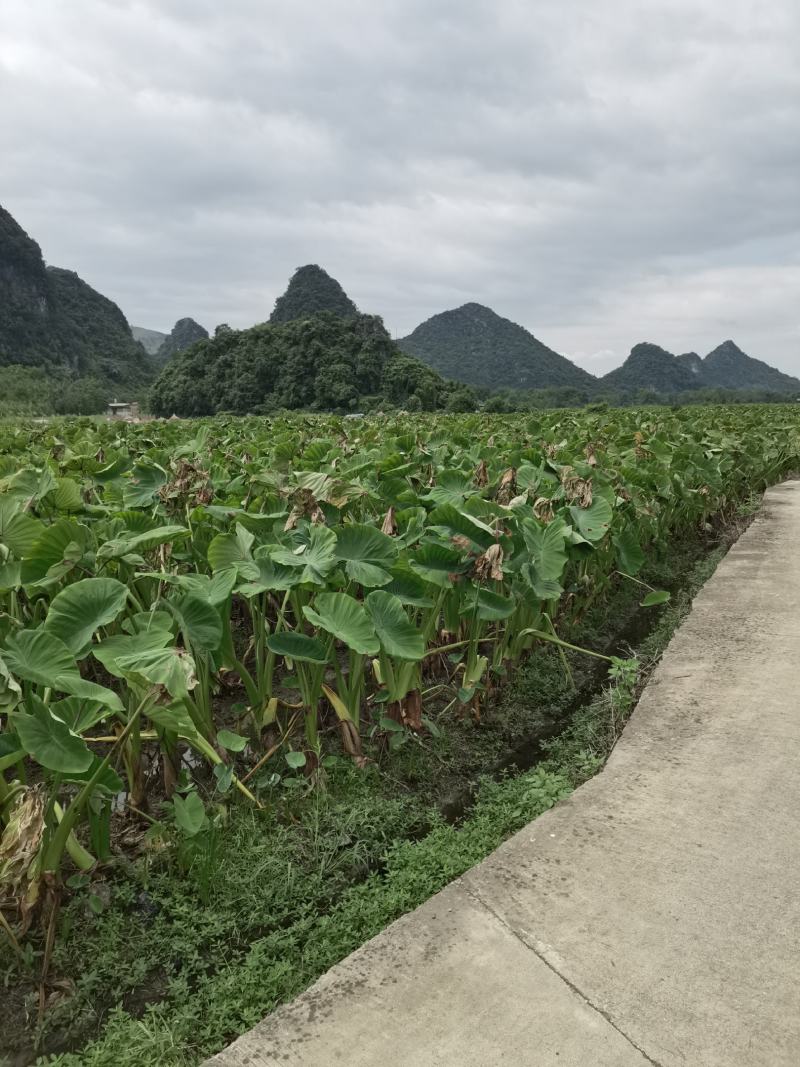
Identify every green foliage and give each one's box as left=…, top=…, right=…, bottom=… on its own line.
left=269, top=264, right=358, bottom=324
left=0, top=204, right=153, bottom=404
left=599, top=340, right=800, bottom=398
left=398, top=302, right=596, bottom=393
left=155, top=318, right=209, bottom=363
left=149, top=311, right=474, bottom=415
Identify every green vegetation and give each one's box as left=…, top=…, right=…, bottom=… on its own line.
left=149, top=312, right=474, bottom=415
left=0, top=207, right=150, bottom=384
left=155, top=319, right=209, bottom=365
left=399, top=302, right=596, bottom=393
left=269, top=264, right=358, bottom=324
left=598, top=340, right=800, bottom=398
left=0, top=406, right=797, bottom=1064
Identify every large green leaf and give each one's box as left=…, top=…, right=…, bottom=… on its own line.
left=265, top=631, right=329, bottom=664
left=20, top=518, right=90, bottom=586
left=569, top=497, right=613, bottom=542
left=0, top=498, right=43, bottom=559
left=270, top=525, right=338, bottom=585
left=409, top=543, right=467, bottom=588
left=461, top=587, right=515, bottom=621
left=384, top=564, right=435, bottom=607
left=113, top=645, right=198, bottom=698
left=365, top=590, right=425, bottom=660
left=521, top=518, right=568, bottom=582
left=0, top=654, right=22, bottom=710
left=43, top=577, right=129, bottom=656
left=97, top=524, right=189, bottom=561
left=2, top=629, right=123, bottom=710
left=427, top=505, right=496, bottom=550
left=122, top=463, right=167, bottom=507
left=303, top=592, right=379, bottom=656
left=332, top=524, right=398, bottom=587
left=236, top=553, right=301, bottom=597
left=3, top=628, right=80, bottom=686
left=166, top=592, right=223, bottom=652
left=614, top=527, right=645, bottom=575
left=207, top=523, right=255, bottom=572
left=12, top=700, right=93, bottom=774
left=93, top=629, right=174, bottom=676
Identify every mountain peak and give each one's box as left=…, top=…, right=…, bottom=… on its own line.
left=269, top=264, right=358, bottom=325
left=156, top=318, right=209, bottom=363
left=398, top=304, right=595, bottom=392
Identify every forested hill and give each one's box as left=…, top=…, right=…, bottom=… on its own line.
left=156, top=318, right=209, bottom=362
left=149, top=311, right=474, bottom=416
left=398, top=303, right=596, bottom=392
left=0, top=203, right=151, bottom=387
left=598, top=340, right=800, bottom=397
left=269, top=264, right=358, bottom=324
left=701, top=340, right=800, bottom=393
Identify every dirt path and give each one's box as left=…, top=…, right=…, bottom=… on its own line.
left=206, top=481, right=800, bottom=1067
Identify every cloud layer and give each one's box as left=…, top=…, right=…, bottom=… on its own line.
left=2, top=0, right=798, bottom=374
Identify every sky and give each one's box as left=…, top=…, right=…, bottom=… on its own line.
left=1, top=0, right=798, bottom=376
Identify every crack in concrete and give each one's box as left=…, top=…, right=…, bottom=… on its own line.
left=462, top=880, right=666, bottom=1067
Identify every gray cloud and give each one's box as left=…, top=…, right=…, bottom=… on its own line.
left=1, top=0, right=798, bottom=374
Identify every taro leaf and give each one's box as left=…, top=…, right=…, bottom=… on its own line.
left=207, top=523, right=255, bottom=572
left=0, top=562, right=21, bottom=592
left=97, top=525, right=189, bottom=561
left=166, top=592, right=223, bottom=652
left=0, top=654, right=22, bottom=710
left=384, top=564, right=435, bottom=608
left=614, top=527, right=645, bottom=576
left=427, top=505, right=496, bottom=550
left=521, top=518, right=568, bottom=582
left=303, top=592, right=379, bottom=656
left=43, top=577, right=129, bottom=657
left=461, top=587, right=515, bottom=622
left=409, top=543, right=467, bottom=588
left=332, top=523, right=398, bottom=587
left=113, top=646, right=198, bottom=698
left=237, top=554, right=300, bottom=597
left=217, top=729, right=247, bottom=752
left=641, top=590, right=671, bottom=607
left=145, top=701, right=199, bottom=738
left=523, top=571, right=564, bottom=601
left=21, top=519, right=90, bottom=586
left=138, top=569, right=237, bottom=608
left=50, top=696, right=109, bottom=735
left=122, top=463, right=167, bottom=507
left=569, top=496, right=613, bottom=543
left=365, top=590, right=425, bottom=661
left=93, top=629, right=174, bottom=676
left=0, top=498, right=43, bottom=559
left=12, top=702, right=93, bottom=774
left=2, top=630, right=124, bottom=709
left=270, top=525, right=338, bottom=585
left=172, top=791, right=207, bottom=837
left=52, top=478, right=83, bottom=512
left=3, top=628, right=81, bottom=687
left=421, top=470, right=473, bottom=507
left=265, top=631, right=329, bottom=664
left=122, top=610, right=176, bottom=635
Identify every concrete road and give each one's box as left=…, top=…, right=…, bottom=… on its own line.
left=206, top=481, right=800, bottom=1067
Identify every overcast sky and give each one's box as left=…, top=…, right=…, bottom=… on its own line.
left=2, top=0, right=798, bottom=375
